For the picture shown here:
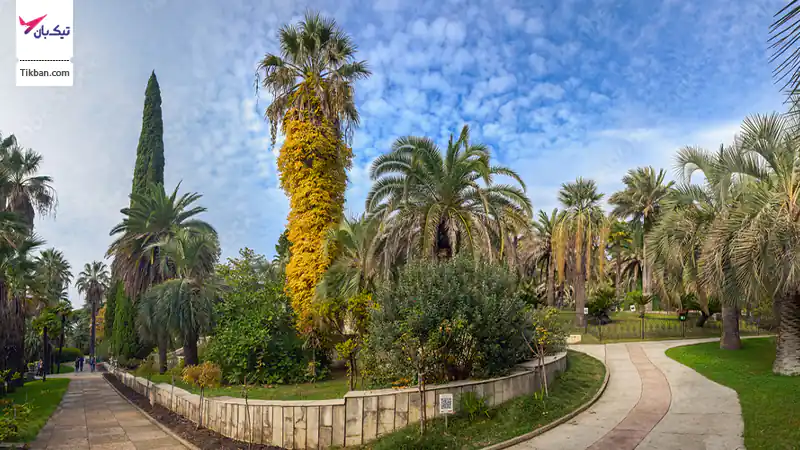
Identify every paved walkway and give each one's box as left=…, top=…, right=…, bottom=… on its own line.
left=31, top=371, right=188, bottom=450
left=510, top=338, right=745, bottom=450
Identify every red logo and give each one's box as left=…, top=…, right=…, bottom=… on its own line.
left=18, top=14, right=47, bottom=34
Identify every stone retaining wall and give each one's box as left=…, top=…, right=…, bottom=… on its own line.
left=110, top=352, right=567, bottom=449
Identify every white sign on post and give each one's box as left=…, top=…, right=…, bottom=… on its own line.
left=583, top=307, right=589, bottom=315
left=439, top=393, right=454, bottom=414
left=630, top=304, right=636, bottom=312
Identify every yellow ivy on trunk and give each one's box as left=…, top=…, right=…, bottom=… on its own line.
left=278, top=101, right=351, bottom=333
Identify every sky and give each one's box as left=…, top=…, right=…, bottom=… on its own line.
left=0, top=0, right=788, bottom=307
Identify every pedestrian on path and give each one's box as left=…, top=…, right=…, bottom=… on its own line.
left=78, top=356, right=84, bottom=372
left=90, top=356, right=96, bottom=372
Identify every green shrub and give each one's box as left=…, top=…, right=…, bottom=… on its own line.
left=460, top=392, right=490, bottom=421
left=56, top=347, right=82, bottom=363
left=365, top=256, right=527, bottom=386
left=205, top=249, right=311, bottom=385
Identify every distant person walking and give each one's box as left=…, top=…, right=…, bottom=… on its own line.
left=78, top=356, right=84, bottom=372
left=75, top=356, right=80, bottom=371
left=90, top=357, right=96, bottom=373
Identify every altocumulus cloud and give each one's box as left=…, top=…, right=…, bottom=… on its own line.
left=0, top=0, right=786, bottom=306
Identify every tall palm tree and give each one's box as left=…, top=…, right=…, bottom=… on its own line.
left=257, top=11, right=370, bottom=144
left=75, top=261, right=109, bottom=363
left=608, top=167, right=674, bottom=302
left=144, top=229, right=221, bottom=366
left=35, top=248, right=72, bottom=303
left=52, top=300, right=73, bottom=374
left=366, top=126, right=532, bottom=262
left=607, top=220, right=633, bottom=303
left=107, top=183, right=215, bottom=372
left=0, top=141, right=57, bottom=231
left=553, top=178, right=608, bottom=326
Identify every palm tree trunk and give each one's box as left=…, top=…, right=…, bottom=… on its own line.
left=575, top=250, right=586, bottom=327
left=10, top=294, right=26, bottom=377
left=773, top=290, right=800, bottom=375
left=183, top=331, right=199, bottom=366
left=158, top=335, right=168, bottom=374
left=0, top=279, right=8, bottom=373
left=642, top=239, right=652, bottom=311
left=546, top=257, right=555, bottom=307
left=720, top=305, right=741, bottom=350
left=57, top=315, right=66, bottom=374
left=615, top=256, right=622, bottom=302
left=42, top=326, right=49, bottom=381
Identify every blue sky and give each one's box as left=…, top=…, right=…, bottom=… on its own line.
left=0, top=0, right=787, bottom=307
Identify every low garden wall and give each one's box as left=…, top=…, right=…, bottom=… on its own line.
left=109, top=352, right=567, bottom=449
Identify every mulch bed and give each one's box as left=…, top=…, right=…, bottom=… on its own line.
left=103, top=373, right=282, bottom=450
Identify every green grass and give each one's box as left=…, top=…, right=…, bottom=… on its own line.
left=1, top=378, right=70, bottom=442
left=53, top=364, right=74, bottom=374
left=356, top=351, right=605, bottom=450
left=146, top=371, right=353, bottom=401
left=666, top=337, right=800, bottom=450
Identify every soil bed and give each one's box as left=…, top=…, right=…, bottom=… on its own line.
left=103, top=373, right=282, bottom=450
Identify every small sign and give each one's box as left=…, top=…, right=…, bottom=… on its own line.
left=439, top=394, right=454, bottom=414
left=583, top=307, right=589, bottom=315
left=679, top=313, right=687, bottom=322
left=630, top=304, right=636, bottom=312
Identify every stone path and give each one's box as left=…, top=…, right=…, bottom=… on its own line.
left=31, top=372, right=188, bottom=450
left=509, top=338, right=746, bottom=450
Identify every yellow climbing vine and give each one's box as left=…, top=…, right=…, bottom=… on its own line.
left=277, top=97, right=351, bottom=333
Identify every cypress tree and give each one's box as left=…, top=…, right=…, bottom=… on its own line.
left=131, top=71, right=165, bottom=200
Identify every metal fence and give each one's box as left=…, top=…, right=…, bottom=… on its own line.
left=558, top=311, right=770, bottom=343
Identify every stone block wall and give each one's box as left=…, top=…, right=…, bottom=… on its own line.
left=110, top=352, right=566, bottom=449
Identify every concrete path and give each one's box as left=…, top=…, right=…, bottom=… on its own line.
left=509, top=338, right=745, bottom=450
left=31, top=372, right=188, bottom=450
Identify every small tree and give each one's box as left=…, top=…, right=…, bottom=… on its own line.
left=182, top=362, right=221, bottom=429
left=522, top=307, right=567, bottom=396
left=626, top=290, right=652, bottom=318
left=319, top=292, right=373, bottom=390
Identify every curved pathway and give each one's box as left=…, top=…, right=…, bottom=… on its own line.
left=31, top=371, right=188, bottom=450
left=509, top=338, right=745, bottom=450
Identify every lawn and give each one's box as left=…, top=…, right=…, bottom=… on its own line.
left=666, top=337, right=800, bottom=450
left=53, top=364, right=74, bottom=374
left=1, top=378, right=70, bottom=442
left=356, top=351, right=605, bottom=450
left=145, top=370, right=353, bottom=401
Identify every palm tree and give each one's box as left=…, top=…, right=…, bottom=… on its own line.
left=366, top=126, right=532, bottom=261
left=0, top=234, right=44, bottom=376
left=704, top=113, right=800, bottom=372
left=518, top=209, right=562, bottom=306
left=0, top=141, right=57, bottom=231
left=607, top=220, right=633, bottom=303
left=107, top=183, right=215, bottom=373
left=144, top=229, right=221, bottom=366
left=75, top=261, right=109, bottom=364
left=770, top=1, right=800, bottom=101
left=317, top=215, right=382, bottom=301
left=257, top=11, right=370, bottom=144
left=553, top=178, right=608, bottom=326
left=52, top=300, right=73, bottom=374
left=608, top=167, right=674, bottom=304
left=35, top=248, right=72, bottom=303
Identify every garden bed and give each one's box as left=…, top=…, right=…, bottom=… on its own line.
left=103, top=373, right=282, bottom=450
left=355, top=350, right=605, bottom=450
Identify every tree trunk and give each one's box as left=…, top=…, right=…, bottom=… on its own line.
left=546, top=257, right=555, bottom=307
left=183, top=332, right=199, bottom=366
left=158, top=335, right=168, bottom=374
left=349, top=354, right=357, bottom=390
left=90, top=301, right=97, bottom=361
left=57, top=315, right=66, bottom=375
left=418, top=371, right=426, bottom=435
left=0, top=280, right=8, bottom=372
left=42, top=326, right=49, bottom=381
left=9, top=295, right=26, bottom=377
left=696, top=311, right=708, bottom=328
left=615, top=256, right=622, bottom=303
left=773, top=291, right=800, bottom=375
left=574, top=250, right=586, bottom=327
left=720, top=305, right=741, bottom=350
left=642, top=239, right=652, bottom=311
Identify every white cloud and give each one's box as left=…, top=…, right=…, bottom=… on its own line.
left=524, top=17, right=545, bottom=34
